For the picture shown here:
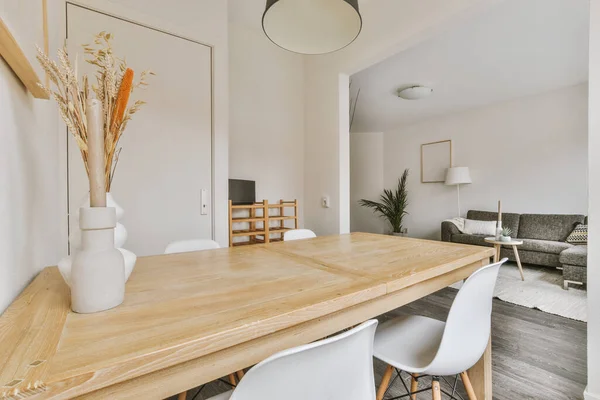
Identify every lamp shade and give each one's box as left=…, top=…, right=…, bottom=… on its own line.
left=262, top=0, right=362, bottom=55
left=445, top=167, right=472, bottom=185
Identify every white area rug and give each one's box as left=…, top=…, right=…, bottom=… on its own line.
left=451, top=262, right=587, bottom=322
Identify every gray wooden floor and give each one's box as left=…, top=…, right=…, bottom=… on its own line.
left=178, top=288, right=587, bottom=400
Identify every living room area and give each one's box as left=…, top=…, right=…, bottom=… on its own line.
left=350, top=0, right=589, bottom=397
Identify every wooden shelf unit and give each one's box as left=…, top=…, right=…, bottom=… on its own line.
left=228, top=199, right=298, bottom=247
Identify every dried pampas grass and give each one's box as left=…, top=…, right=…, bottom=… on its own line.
left=37, top=31, right=153, bottom=191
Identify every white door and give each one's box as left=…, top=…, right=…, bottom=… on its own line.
left=66, top=4, right=213, bottom=256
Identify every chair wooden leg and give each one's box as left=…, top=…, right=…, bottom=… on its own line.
left=432, top=378, right=441, bottom=400
left=236, top=369, right=245, bottom=380
left=177, top=391, right=187, bottom=400
left=460, top=371, right=478, bottom=400
left=377, top=365, right=394, bottom=400
left=228, top=373, right=237, bottom=386
left=410, top=374, right=418, bottom=400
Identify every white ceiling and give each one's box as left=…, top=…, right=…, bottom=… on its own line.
left=350, top=0, right=590, bottom=133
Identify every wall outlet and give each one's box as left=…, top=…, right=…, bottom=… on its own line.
left=321, top=196, right=330, bottom=208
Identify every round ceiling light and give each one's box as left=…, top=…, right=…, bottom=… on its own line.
left=262, top=0, right=362, bottom=55
left=397, top=86, right=433, bottom=100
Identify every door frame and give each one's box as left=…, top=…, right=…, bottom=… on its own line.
left=60, top=1, right=216, bottom=253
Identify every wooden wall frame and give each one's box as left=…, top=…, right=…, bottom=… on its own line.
left=0, top=0, right=49, bottom=99
left=421, top=139, right=452, bottom=183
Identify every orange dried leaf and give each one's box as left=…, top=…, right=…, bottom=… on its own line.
left=111, top=68, right=134, bottom=134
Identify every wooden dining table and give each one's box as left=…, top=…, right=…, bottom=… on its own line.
left=0, top=233, right=495, bottom=400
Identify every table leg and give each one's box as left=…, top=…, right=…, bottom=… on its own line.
left=512, top=245, right=525, bottom=281
left=467, top=337, right=492, bottom=400
left=493, top=244, right=500, bottom=263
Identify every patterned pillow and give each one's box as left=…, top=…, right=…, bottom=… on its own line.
left=566, top=224, right=587, bottom=244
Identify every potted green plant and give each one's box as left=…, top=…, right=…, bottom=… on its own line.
left=500, top=226, right=512, bottom=242
left=359, top=169, right=409, bottom=236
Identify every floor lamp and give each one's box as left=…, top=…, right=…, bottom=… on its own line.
left=445, top=167, right=472, bottom=218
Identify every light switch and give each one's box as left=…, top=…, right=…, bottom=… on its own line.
left=201, top=189, right=208, bottom=215
left=322, top=196, right=330, bottom=208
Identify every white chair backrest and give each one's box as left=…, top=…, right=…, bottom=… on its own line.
left=230, top=320, right=378, bottom=400
left=283, top=229, right=316, bottom=241
left=164, top=239, right=220, bottom=254
left=425, top=258, right=506, bottom=376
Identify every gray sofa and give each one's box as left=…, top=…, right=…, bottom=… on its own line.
left=441, top=210, right=587, bottom=289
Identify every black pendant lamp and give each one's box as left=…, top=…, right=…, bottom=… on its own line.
left=262, top=0, right=362, bottom=55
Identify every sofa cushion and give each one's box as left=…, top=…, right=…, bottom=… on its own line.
left=503, top=248, right=561, bottom=268
left=559, top=245, right=587, bottom=267
left=520, top=239, right=572, bottom=255
left=518, top=214, right=585, bottom=242
left=463, top=219, right=496, bottom=236
left=466, top=210, right=520, bottom=238
left=451, top=234, right=491, bottom=247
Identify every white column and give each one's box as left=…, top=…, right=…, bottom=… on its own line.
left=586, top=1, right=600, bottom=399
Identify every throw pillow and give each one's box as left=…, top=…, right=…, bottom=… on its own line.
left=463, top=219, right=497, bottom=236
left=566, top=224, right=587, bottom=244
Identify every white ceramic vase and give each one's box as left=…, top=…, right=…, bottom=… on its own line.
left=495, top=221, right=503, bottom=241
left=58, top=192, right=136, bottom=287
left=71, top=193, right=127, bottom=248
left=71, top=207, right=125, bottom=313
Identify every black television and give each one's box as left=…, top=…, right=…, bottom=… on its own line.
left=229, top=179, right=256, bottom=205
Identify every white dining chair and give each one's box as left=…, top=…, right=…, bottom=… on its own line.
left=205, top=319, right=378, bottom=400
left=374, top=259, right=506, bottom=400
left=164, top=239, right=220, bottom=254
left=283, top=229, right=316, bottom=241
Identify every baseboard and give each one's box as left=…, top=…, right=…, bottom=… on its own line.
left=585, top=387, right=600, bottom=400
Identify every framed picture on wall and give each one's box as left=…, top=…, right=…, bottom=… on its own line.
left=421, top=140, right=452, bottom=183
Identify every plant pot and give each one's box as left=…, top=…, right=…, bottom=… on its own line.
left=500, top=235, right=511, bottom=242
left=70, top=207, right=125, bottom=313
left=391, top=232, right=406, bottom=237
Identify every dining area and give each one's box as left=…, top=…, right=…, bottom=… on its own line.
left=0, top=232, right=497, bottom=400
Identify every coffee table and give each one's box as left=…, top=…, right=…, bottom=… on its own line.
left=485, top=237, right=525, bottom=281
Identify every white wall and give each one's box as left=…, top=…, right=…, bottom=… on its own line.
left=64, top=0, right=230, bottom=246
left=304, top=0, right=497, bottom=236
left=350, top=132, right=385, bottom=234
left=379, top=84, right=588, bottom=240
left=0, top=1, right=63, bottom=313
left=228, top=22, right=305, bottom=225
left=586, top=3, right=599, bottom=399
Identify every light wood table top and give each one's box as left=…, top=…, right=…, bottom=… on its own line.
left=0, top=233, right=494, bottom=400
left=269, top=233, right=495, bottom=292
